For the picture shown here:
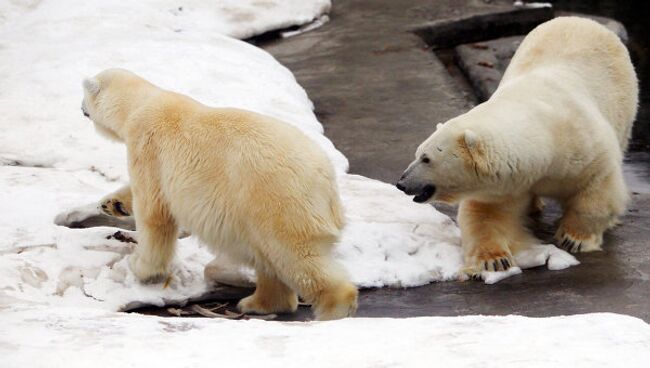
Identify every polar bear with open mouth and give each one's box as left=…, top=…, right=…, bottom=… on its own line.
left=397, top=17, right=638, bottom=274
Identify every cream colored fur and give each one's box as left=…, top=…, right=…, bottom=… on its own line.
left=82, top=68, right=357, bottom=320
left=398, top=17, right=638, bottom=274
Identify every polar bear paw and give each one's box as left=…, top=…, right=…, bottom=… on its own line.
left=312, top=282, right=358, bottom=321
left=128, top=252, right=168, bottom=284
left=99, top=198, right=131, bottom=217
left=237, top=293, right=298, bottom=315
left=466, top=246, right=516, bottom=275
left=555, top=229, right=602, bottom=253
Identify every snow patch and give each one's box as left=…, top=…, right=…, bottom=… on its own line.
left=482, top=267, right=523, bottom=284
left=516, top=244, right=580, bottom=270
left=2, top=308, right=650, bottom=368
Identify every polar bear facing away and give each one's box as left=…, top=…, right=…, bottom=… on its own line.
left=397, top=17, right=638, bottom=274
left=81, top=68, right=357, bottom=320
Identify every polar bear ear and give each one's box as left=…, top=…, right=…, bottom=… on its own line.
left=463, top=129, right=478, bottom=148
left=83, top=78, right=100, bottom=96
left=459, top=129, right=489, bottom=175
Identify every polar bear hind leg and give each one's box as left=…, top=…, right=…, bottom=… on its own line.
left=250, top=240, right=357, bottom=321
left=237, top=263, right=299, bottom=315
left=556, top=170, right=627, bottom=253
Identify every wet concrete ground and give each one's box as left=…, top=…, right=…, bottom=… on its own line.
left=136, top=0, right=650, bottom=321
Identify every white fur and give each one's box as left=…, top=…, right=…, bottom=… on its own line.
left=400, top=17, right=638, bottom=273
left=82, top=78, right=100, bottom=96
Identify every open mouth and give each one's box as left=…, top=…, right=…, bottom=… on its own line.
left=412, top=185, right=436, bottom=203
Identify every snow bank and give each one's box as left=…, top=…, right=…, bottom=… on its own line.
left=3, top=308, right=650, bottom=368
left=0, top=0, right=331, bottom=39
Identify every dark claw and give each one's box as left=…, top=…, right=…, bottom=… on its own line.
left=114, top=201, right=130, bottom=216
left=561, top=237, right=580, bottom=253
left=484, top=262, right=488, bottom=271
left=569, top=241, right=581, bottom=253
left=492, top=261, right=498, bottom=271
left=501, top=258, right=510, bottom=270
left=561, top=238, right=571, bottom=249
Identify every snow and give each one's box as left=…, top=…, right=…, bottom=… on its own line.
left=0, top=0, right=331, bottom=40
left=281, top=15, right=330, bottom=38
left=516, top=243, right=581, bottom=271
left=513, top=1, right=552, bottom=8
left=2, top=308, right=650, bottom=368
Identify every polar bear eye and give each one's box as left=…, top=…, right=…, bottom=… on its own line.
left=421, top=156, right=430, bottom=164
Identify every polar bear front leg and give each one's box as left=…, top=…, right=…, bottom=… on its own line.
left=459, top=196, right=537, bottom=274
left=98, top=184, right=191, bottom=238
left=128, top=191, right=178, bottom=283
left=99, top=184, right=133, bottom=217
left=556, top=171, right=627, bottom=253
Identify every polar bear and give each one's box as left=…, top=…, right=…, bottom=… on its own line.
left=81, top=68, right=357, bottom=320
left=396, top=17, right=638, bottom=274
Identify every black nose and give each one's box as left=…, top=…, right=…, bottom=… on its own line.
left=396, top=182, right=406, bottom=192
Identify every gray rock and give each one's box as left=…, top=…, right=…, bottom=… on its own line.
left=454, top=14, right=630, bottom=101
left=412, top=5, right=552, bottom=50
left=455, top=36, right=523, bottom=101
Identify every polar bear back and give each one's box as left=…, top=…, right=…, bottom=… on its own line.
left=500, top=17, right=638, bottom=151
left=126, top=98, right=344, bottom=250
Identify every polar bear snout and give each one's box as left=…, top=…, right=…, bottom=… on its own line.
left=412, top=184, right=436, bottom=203
left=396, top=171, right=436, bottom=203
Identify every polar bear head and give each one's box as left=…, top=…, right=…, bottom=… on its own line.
left=396, top=117, right=499, bottom=204
left=81, top=68, right=150, bottom=142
